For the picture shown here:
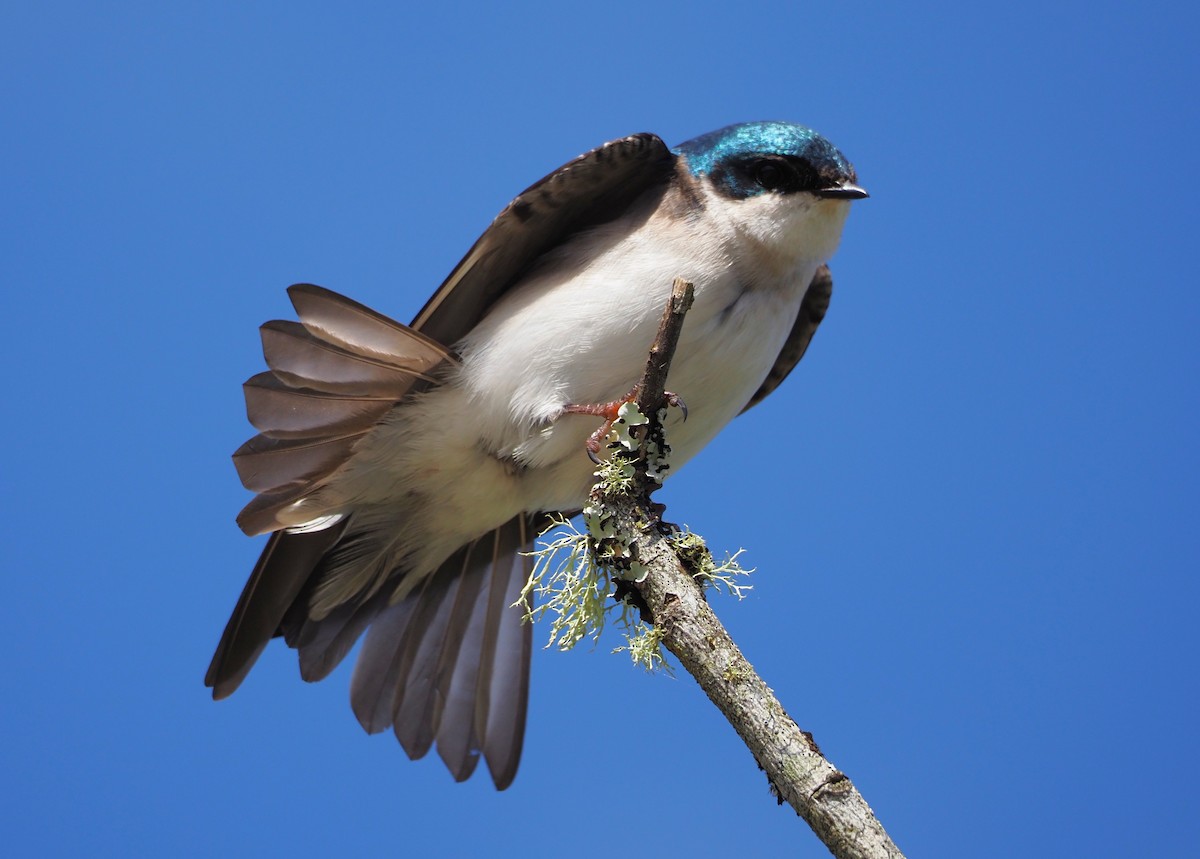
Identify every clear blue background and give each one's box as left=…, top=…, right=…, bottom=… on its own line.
left=4, top=3, right=1196, bottom=856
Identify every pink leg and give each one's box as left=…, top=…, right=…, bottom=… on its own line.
left=562, top=386, right=687, bottom=461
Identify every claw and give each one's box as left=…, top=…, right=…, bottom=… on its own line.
left=665, top=391, right=688, bottom=421
left=565, top=385, right=686, bottom=461
left=564, top=385, right=640, bottom=461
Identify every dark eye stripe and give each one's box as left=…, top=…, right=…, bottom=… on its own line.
left=709, top=155, right=827, bottom=200
left=754, top=162, right=785, bottom=190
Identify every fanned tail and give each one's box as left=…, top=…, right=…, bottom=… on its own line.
left=210, top=284, right=539, bottom=789
left=231, top=284, right=456, bottom=536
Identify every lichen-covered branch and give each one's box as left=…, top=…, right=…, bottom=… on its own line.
left=595, top=277, right=905, bottom=859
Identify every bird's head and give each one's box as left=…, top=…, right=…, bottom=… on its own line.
left=673, top=121, right=867, bottom=268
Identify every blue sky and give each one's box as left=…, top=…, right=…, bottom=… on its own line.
left=4, top=3, right=1196, bottom=856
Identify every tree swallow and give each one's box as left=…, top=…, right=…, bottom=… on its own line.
left=206, top=121, right=866, bottom=789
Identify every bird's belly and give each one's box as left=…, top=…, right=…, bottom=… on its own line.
left=486, top=263, right=811, bottom=511
left=357, top=244, right=816, bottom=566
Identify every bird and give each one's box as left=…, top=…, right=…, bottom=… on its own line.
left=206, top=120, right=866, bottom=790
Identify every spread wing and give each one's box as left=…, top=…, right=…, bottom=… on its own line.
left=413, top=132, right=675, bottom=344
left=741, top=264, right=834, bottom=412
left=230, top=134, right=676, bottom=536
left=208, top=134, right=678, bottom=789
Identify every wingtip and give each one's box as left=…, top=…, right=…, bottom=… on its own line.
left=442, top=749, right=482, bottom=784
left=205, top=649, right=255, bottom=701
left=204, top=663, right=237, bottom=700
left=488, top=762, right=519, bottom=791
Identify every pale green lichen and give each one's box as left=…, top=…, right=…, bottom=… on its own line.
left=593, top=452, right=636, bottom=495
left=514, top=398, right=742, bottom=672
left=517, top=516, right=606, bottom=651
left=671, top=530, right=754, bottom=599
left=613, top=623, right=671, bottom=674
left=608, top=401, right=671, bottom=485
left=611, top=401, right=648, bottom=449
left=517, top=515, right=665, bottom=667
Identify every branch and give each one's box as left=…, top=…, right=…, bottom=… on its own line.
left=596, top=278, right=905, bottom=859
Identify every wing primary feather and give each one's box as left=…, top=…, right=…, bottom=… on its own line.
left=205, top=523, right=348, bottom=699
left=341, top=522, right=538, bottom=785
left=217, top=129, right=681, bottom=789
left=293, top=589, right=390, bottom=683
left=348, top=594, right=422, bottom=734
left=431, top=532, right=502, bottom=782
left=410, top=133, right=674, bottom=345
left=479, top=514, right=536, bottom=789
left=741, top=264, right=834, bottom=412
left=390, top=549, right=474, bottom=761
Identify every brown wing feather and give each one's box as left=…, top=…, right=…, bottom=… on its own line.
left=741, top=264, right=834, bottom=413
left=205, top=522, right=349, bottom=700
left=335, top=513, right=539, bottom=789
left=411, top=133, right=674, bottom=345
left=211, top=134, right=677, bottom=790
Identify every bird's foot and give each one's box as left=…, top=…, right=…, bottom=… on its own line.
left=561, top=385, right=639, bottom=462
left=663, top=391, right=687, bottom=421
left=563, top=386, right=687, bottom=462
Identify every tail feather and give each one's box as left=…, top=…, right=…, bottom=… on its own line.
left=232, top=432, right=362, bottom=494
left=232, top=287, right=460, bottom=535
left=260, top=320, right=436, bottom=395
left=288, top=283, right=455, bottom=367
left=215, top=285, right=535, bottom=789
left=243, top=372, right=394, bottom=439
left=235, top=486, right=316, bottom=537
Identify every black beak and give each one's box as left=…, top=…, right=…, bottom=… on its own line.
left=816, top=182, right=869, bottom=200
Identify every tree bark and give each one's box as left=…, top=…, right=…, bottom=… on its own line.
left=598, top=278, right=905, bottom=859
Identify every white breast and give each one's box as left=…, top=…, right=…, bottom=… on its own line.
left=338, top=183, right=850, bottom=572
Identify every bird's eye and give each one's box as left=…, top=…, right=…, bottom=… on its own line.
left=752, top=161, right=787, bottom=191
